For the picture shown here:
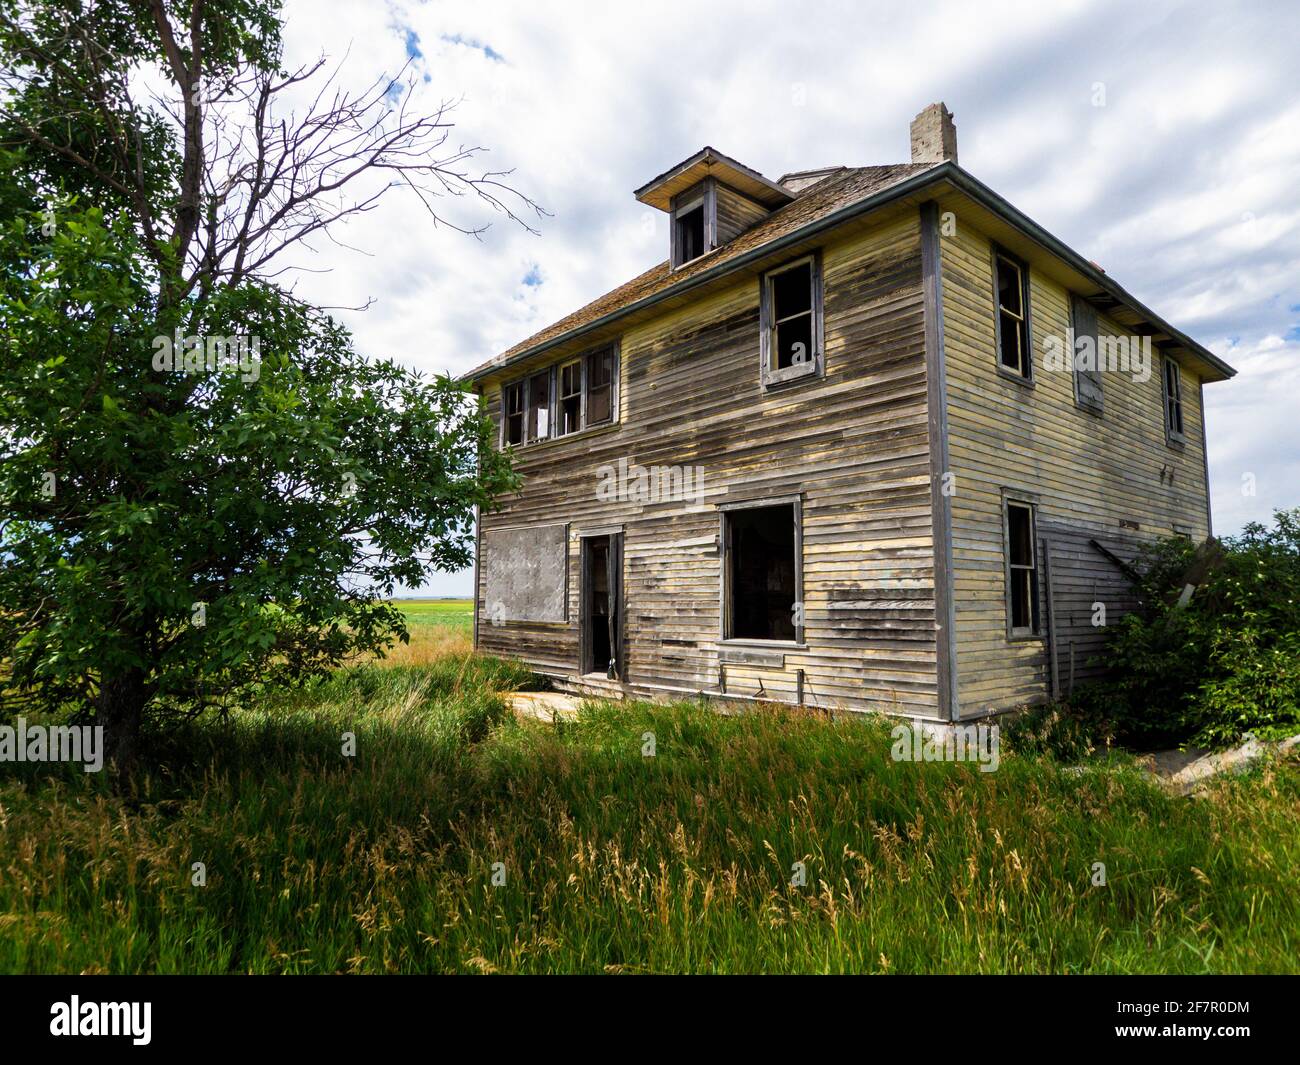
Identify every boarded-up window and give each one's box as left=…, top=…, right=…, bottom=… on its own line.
left=1070, top=294, right=1104, bottom=412
left=483, top=524, right=568, bottom=622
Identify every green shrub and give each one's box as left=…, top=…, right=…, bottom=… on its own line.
left=1002, top=700, right=1116, bottom=761
left=1083, top=508, right=1300, bottom=749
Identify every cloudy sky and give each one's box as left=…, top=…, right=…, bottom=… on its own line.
left=276, top=0, right=1300, bottom=596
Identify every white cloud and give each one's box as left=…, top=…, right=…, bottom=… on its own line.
left=273, top=0, right=1300, bottom=594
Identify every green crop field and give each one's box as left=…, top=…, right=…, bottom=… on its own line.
left=393, top=599, right=474, bottom=628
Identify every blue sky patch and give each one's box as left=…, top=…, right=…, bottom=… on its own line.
left=442, top=33, right=504, bottom=62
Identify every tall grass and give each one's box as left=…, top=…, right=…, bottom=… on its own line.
left=366, top=598, right=473, bottom=667
left=1, top=648, right=1296, bottom=974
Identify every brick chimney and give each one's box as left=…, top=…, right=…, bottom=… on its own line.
left=910, top=103, right=958, bottom=165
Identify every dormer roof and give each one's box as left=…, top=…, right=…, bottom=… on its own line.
left=634, top=146, right=795, bottom=212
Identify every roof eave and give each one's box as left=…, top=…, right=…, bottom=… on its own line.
left=940, top=167, right=1236, bottom=382
left=463, top=161, right=1235, bottom=386
left=462, top=164, right=949, bottom=384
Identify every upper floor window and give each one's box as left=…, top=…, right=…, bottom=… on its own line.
left=1162, top=356, right=1185, bottom=443
left=1070, top=293, right=1103, bottom=413
left=670, top=182, right=716, bottom=268
left=501, top=344, right=618, bottom=447
left=675, top=201, right=705, bottom=264
left=760, top=254, right=823, bottom=388
left=503, top=380, right=526, bottom=446
left=558, top=360, right=582, bottom=436
left=994, top=249, right=1031, bottom=379
left=585, top=347, right=615, bottom=425
left=527, top=370, right=551, bottom=440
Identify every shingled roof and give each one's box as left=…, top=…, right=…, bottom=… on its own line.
left=461, top=162, right=936, bottom=381
left=461, top=155, right=1235, bottom=385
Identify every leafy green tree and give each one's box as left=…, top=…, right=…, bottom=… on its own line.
left=1, top=1, right=533, bottom=765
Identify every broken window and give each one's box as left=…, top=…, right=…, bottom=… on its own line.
left=527, top=370, right=551, bottom=441
left=996, top=252, right=1030, bottom=378
left=557, top=360, right=582, bottom=436
left=761, top=256, right=822, bottom=387
left=503, top=380, right=525, bottom=445
left=1070, top=293, right=1104, bottom=412
left=674, top=201, right=706, bottom=266
left=772, top=262, right=814, bottom=369
left=501, top=345, right=617, bottom=445
left=585, top=347, right=615, bottom=425
left=1162, top=356, right=1184, bottom=441
left=724, top=503, right=799, bottom=642
left=1006, top=500, right=1039, bottom=636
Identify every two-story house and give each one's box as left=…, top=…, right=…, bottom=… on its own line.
left=459, top=103, right=1235, bottom=723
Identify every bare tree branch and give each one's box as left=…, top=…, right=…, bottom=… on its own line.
left=0, top=1, right=545, bottom=307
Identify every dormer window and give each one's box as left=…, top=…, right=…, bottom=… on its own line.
left=674, top=197, right=707, bottom=265
left=636, top=147, right=795, bottom=270
left=670, top=185, right=715, bottom=268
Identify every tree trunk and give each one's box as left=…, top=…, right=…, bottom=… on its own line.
left=98, top=667, right=147, bottom=773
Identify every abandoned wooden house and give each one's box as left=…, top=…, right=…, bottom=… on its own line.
left=460, top=103, right=1236, bottom=722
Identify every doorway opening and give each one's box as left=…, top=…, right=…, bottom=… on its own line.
left=581, top=532, right=622, bottom=678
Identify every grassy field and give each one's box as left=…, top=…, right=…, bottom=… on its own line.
left=369, top=598, right=473, bottom=666
left=1, top=601, right=1297, bottom=974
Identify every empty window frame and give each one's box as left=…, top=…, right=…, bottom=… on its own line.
left=557, top=359, right=583, bottom=437
left=675, top=202, right=705, bottom=264
left=503, top=380, right=526, bottom=446
left=527, top=370, right=551, bottom=441
left=670, top=182, right=716, bottom=269
left=1004, top=499, right=1040, bottom=638
left=994, top=249, right=1031, bottom=379
left=721, top=500, right=801, bottom=643
left=500, top=345, right=618, bottom=446
left=585, top=346, right=616, bottom=426
left=760, top=255, right=823, bottom=387
left=1162, top=355, right=1185, bottom=442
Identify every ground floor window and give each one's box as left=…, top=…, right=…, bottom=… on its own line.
left=1005, top=499, right=1039, bottom=637
left=722, top=501, right=799, bottom=642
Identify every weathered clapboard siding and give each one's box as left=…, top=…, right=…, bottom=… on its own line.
left=715, top=182, right=771, bottom=244
left=1039, top=522, right=1143, bottom=692
left=476, top=213, right=941, bottom=716
left=938, top=217, right=1211, bottom=714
